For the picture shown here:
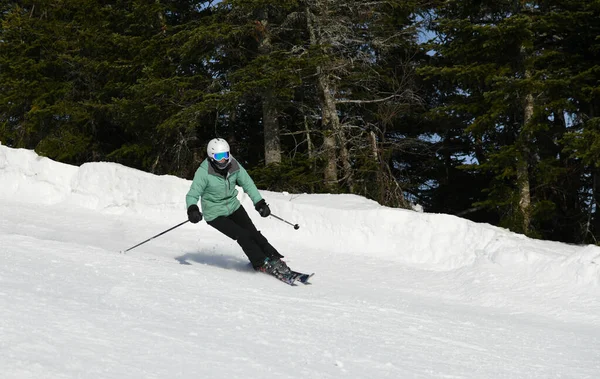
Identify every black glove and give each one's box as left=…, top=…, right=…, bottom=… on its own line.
left=187, top=204, right=202, bottom=223
left=255, top=199, right=271, bottom=218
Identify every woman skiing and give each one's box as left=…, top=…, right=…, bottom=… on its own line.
left=185, top=138, right=292, bottom=281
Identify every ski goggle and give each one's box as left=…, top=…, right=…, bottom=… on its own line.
left=213, top=151, right=230, bottom=161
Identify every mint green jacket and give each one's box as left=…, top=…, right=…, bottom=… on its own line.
left=185, top=157, right=263, bottom=222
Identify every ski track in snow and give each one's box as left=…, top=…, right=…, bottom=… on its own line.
left=1, top=145, right=600, bottom=378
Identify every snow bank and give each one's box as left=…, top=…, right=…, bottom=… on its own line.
left=0, top=145, right=188, bottom=217
left=264, top=192, right=600, bottom=284
left=1, top=144, right=599, bottom=284
left=0, top=144, right=77, bottom=204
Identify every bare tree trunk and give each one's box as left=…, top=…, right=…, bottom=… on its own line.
left=589, top=102, right=600, bottom=243
left=587, top=168, right=600, bottom=244
left=305, top=115, right=316, bottom=192
left=516, top=143, right=531, bottom=233
left=306, top=5, right=355, bottom=190
left=305, top=116, right=314, bottom=160
left=257, top=15, right=281, bottom=165
left=316, top=72, right=339, bottom=188
left=369, top=130, right=379, bottom=162
left=262, top=92, right=281, bottom=165
left=368, top=129, right=384, bottom=202
left=306, top=7, right=337, bottom=188
left=339, top=130, right=354, bottom=191
left=518, top=67, right=534, bottom=234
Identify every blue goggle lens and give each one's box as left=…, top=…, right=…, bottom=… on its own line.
left=213, top=151, right=229, bottom=161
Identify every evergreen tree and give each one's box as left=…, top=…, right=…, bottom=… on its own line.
left=107, top=0, right=217, bottom=176
left=421, top=0, right=600, bottom=242
left=553, top=0, right=600, bottom=243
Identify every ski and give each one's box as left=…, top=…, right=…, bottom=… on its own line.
left=252, top=260, right=313, bottom=286
left=261, top=270, right=298, bottom=286
left=260, top=270, right=314, bottom=286
left=290, top=271, right=314, bottom=284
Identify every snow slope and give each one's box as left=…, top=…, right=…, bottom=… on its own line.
left=1, top=143, right=599, bottom=379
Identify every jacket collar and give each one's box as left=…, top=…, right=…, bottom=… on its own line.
left=207, top=156, right=240, bottom=176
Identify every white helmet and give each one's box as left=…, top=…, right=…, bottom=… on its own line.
left=206, top=138, right=231, bottom=169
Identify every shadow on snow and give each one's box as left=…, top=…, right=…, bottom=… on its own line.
left=174, top=250, right=253, bottom=273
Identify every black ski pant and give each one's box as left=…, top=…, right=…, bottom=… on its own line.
left=207, top=205, right=283, bottom=268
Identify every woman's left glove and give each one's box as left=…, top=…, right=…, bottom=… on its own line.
left=254, top=199, right=271, bottom=218
left=187, top=204, right=203, bottom=223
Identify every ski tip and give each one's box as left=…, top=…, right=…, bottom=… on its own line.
left=299, top=273, right=315, bottom=284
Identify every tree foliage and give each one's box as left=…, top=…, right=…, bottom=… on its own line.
left=420, top=0, right=600, bottom=242
left=1, top=0, right=598, bottom=243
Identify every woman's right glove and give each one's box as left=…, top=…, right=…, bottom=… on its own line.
left=187, top=204, right=203, bottom=223
left=254, top=199, right=271, bottom=218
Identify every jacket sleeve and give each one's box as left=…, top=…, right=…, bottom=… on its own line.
left=236, top=164, right=263, bottom=205
left=186, top=167, right=208, bottom=208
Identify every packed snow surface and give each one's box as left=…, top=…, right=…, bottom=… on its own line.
left=1, top=143, right=599, bottom=378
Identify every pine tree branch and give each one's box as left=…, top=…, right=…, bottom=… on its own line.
left=334, top=94, right=398, bottom=105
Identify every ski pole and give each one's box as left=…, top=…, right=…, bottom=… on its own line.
left=120, top=220, right=189, bottom=253
left=270, top=214, right=300, bottom=230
